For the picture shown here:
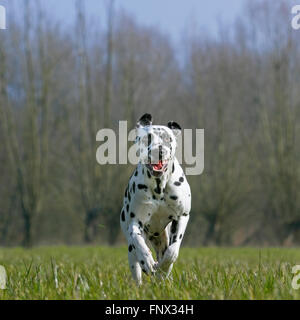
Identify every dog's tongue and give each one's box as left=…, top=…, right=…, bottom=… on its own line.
left=153, top=160, right=164, bottom=171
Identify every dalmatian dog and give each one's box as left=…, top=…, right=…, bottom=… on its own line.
left=120, top=114, right=191, bottom=285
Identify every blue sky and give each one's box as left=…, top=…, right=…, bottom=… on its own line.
left=51, top=0, right=246, bottom=39
left=2, top=0, right=248, bottom=41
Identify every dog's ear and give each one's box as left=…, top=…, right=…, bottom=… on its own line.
left=137, top=114, right=152, bottom=128
left=168, top=121, right=181, bottom=138
left=135, top=114, right=152, bottom=145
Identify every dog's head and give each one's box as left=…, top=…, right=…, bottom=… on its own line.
left=135, top=114, right=181, bottom=177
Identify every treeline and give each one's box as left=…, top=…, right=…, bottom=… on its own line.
left=0, top=0, right=299, bottom=247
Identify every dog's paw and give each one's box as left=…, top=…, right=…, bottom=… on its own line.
left=158, top=244, right=179, bottom=270
left=135, top=249, right=157, bottom=275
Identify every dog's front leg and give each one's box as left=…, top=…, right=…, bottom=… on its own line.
left=157, top=214, right=189, bottom=277
left=128, top=222, right=157, bottom=279
left=128, top=249, right=142, bottom=285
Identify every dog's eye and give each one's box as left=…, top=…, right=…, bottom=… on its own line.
left=140, top=134, right=152, bottom=146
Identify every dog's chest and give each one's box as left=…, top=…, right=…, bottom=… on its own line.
left=143, top=201, right=173, bottom=235
left=127, top=162, right=183, bottom=234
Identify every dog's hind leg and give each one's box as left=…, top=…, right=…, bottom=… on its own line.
left=149, top=228, right=172, bottom=280
left=150, top=229, right=169, bottom=264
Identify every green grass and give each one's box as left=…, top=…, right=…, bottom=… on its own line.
left=0, top=246, right=300, bottom=300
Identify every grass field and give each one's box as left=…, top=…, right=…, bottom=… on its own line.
left=0, top=246, right=300, bottom=300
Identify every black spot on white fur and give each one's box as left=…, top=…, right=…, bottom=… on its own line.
left=154, top=178, right=161, bottom=194
left=138, top=184, right=148, bottom=191
left=171, top=220, right=178, bottom=233
left=121, top=210, right=125, bottom=222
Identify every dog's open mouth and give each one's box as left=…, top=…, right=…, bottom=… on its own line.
left=146, top=160, right=168, bottom=176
